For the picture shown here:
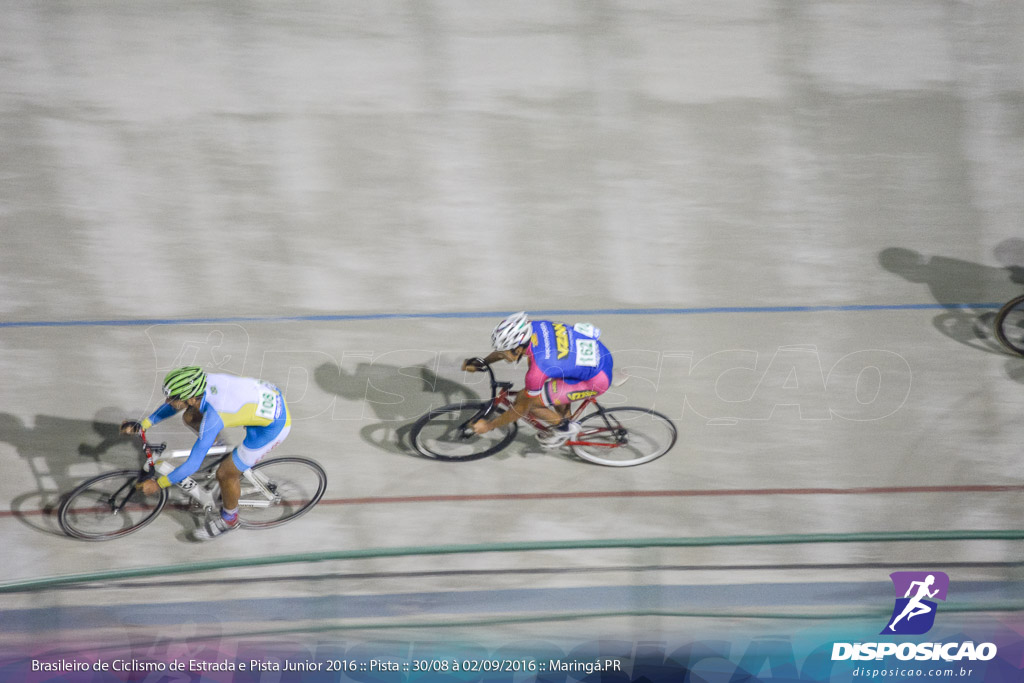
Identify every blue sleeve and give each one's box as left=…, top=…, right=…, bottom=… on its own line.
left=167, top=407, right=225, bottom=484
left=145, top=402, right=178, bottom=427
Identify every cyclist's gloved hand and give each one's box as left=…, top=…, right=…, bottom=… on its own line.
left=120, top=420, right=142, bottom=435
left=462, top=358, right=486, bottom=372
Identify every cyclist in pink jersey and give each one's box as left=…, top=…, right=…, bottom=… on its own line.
left=462, top=311, right=613, bottom=448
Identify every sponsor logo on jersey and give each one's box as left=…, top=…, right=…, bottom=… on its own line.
left=567, top=390, right=597, bottom=401
left=539, top=324, right=553, bottom=359
left=554, top=323, right=570, bottom=359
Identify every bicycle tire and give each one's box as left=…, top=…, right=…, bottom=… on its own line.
left=571, top=407, right=678, bottom=467
left=236, top=457, right=327, bottom=529
left=58, top=470, right=168, bottom=541
left=411, top=401, right=517, bottom=461
left=994, top=294, right=1024, bottom=358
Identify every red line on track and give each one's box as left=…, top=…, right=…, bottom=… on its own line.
left=319, top=484, right=1024, bottom=506
left=9, top=484, right=1022, bottom=519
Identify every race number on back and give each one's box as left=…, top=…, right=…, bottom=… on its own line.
left=255, top=387, right=279, bottom=421
left=575, top=339, right=599, bottom=367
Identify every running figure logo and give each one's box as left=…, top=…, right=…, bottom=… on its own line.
left=881, top=571, right=950, bottom=635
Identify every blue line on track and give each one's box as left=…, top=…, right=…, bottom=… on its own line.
left=0, top=303, right=1003, bottom=329
left=1, top=580, right=1018, bottom=631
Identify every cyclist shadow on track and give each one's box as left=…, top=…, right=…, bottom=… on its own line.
left=879, top=241, right=1024, bottom=374
left=313, top=361, right=479, bottom=457
left=0, top=408, right=134, bottom=536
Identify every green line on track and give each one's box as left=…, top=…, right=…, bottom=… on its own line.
left=3, top=529, right=1022, bottom=594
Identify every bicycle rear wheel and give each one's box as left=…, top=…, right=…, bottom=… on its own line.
left=236, top=457, right=327, bottom=529
left=411, top=401, right=517, bottom=461
left=58, top=470, right=168, bottom=540
left=572, top=407, right=677, bottom=466
left=994, top=294, right=1024, bottom=358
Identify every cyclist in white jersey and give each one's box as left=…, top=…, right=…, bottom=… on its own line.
left=121, top=366, right=292, bottom=540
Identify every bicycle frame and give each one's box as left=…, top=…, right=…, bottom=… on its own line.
left=138, top=429, right=279, bottom=512
left=469, top=359, right=625, bottom=449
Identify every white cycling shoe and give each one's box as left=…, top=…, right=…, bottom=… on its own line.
left=194, top=511, right=240, bottom=541
left=536, top=420, right=581, bottom=449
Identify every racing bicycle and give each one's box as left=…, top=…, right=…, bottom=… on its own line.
left=58, top=429, right=327, bottom=541
left=993, top=294, right=1024, bottom=357
left=410, top=359, right=677, bottom=466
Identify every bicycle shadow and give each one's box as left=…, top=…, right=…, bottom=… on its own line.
left=314, top=360, right=483, bottom=457
left=0, top=409, right=137, bottom=537
left=879, top=241, right=1024, bottom=365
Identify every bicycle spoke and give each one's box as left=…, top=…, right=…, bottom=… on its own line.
left=237, top=457, right=326, bottom=528
left=571, top=407, right=677, bottom=466
left=59, top=470, right=167, bottom=540
left=411, top=402, right=516, bottom=461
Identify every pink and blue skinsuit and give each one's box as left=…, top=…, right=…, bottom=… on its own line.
left=524, top=321, right=613, bottom=406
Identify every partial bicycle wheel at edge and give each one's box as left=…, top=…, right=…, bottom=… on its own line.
left=58, top=469, right=168, bottom=540
left=236, top=457, right=327, bottom=529
left=994, top=294, right=1024, bottom=358
left=411, top=401, right=517, bottom=461
left=572, top=407, right=677, bottom=466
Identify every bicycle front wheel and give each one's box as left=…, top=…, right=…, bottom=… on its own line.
left=58, top=470, right=168, bottom=540
left=237, top=457, right=327, bottom=529
left=994, top=294, right=1024, bottom=358
left=572, top=407, right=678, bottom=467
left=411, top=402, right=517, bottom=461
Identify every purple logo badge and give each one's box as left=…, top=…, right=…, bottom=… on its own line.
left=881, top=571, right=949, bottom=635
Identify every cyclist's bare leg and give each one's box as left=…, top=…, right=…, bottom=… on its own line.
left=216, top=456, right=243, bottom=510
left=529, top=404, right=568, bottom=426
left=480, top=391, right=570, bottom=433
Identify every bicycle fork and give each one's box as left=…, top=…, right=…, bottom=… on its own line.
left=455, top=404, right=496, bottom=439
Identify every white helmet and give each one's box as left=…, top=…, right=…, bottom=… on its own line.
left=491, top=311, right=533, bottom=351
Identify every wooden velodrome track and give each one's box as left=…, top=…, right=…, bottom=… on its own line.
left=0, top=0, right=1022, bottom=674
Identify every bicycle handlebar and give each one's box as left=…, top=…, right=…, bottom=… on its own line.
left=121, top=424, right=168, bottom=472
left=463, top=358, right=516, bottom=402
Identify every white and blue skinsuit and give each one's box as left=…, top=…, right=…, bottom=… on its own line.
left=140, top=373, right=291, bottom=488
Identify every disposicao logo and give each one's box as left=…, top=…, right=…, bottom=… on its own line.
left=831, top=572, right=998, bottom=662
left=882, top=571, right=949, bottom=635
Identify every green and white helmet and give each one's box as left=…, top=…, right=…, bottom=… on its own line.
left=162, top=366, right=207, bottom=400
left=491, top=311, right=533, bottom=351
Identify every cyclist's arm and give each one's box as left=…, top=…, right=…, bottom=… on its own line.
left=140, top=402, right=179, bottom=431
left=157, top=409, right=225, bottom=488
left=462, top=351, right=509, bottom=370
